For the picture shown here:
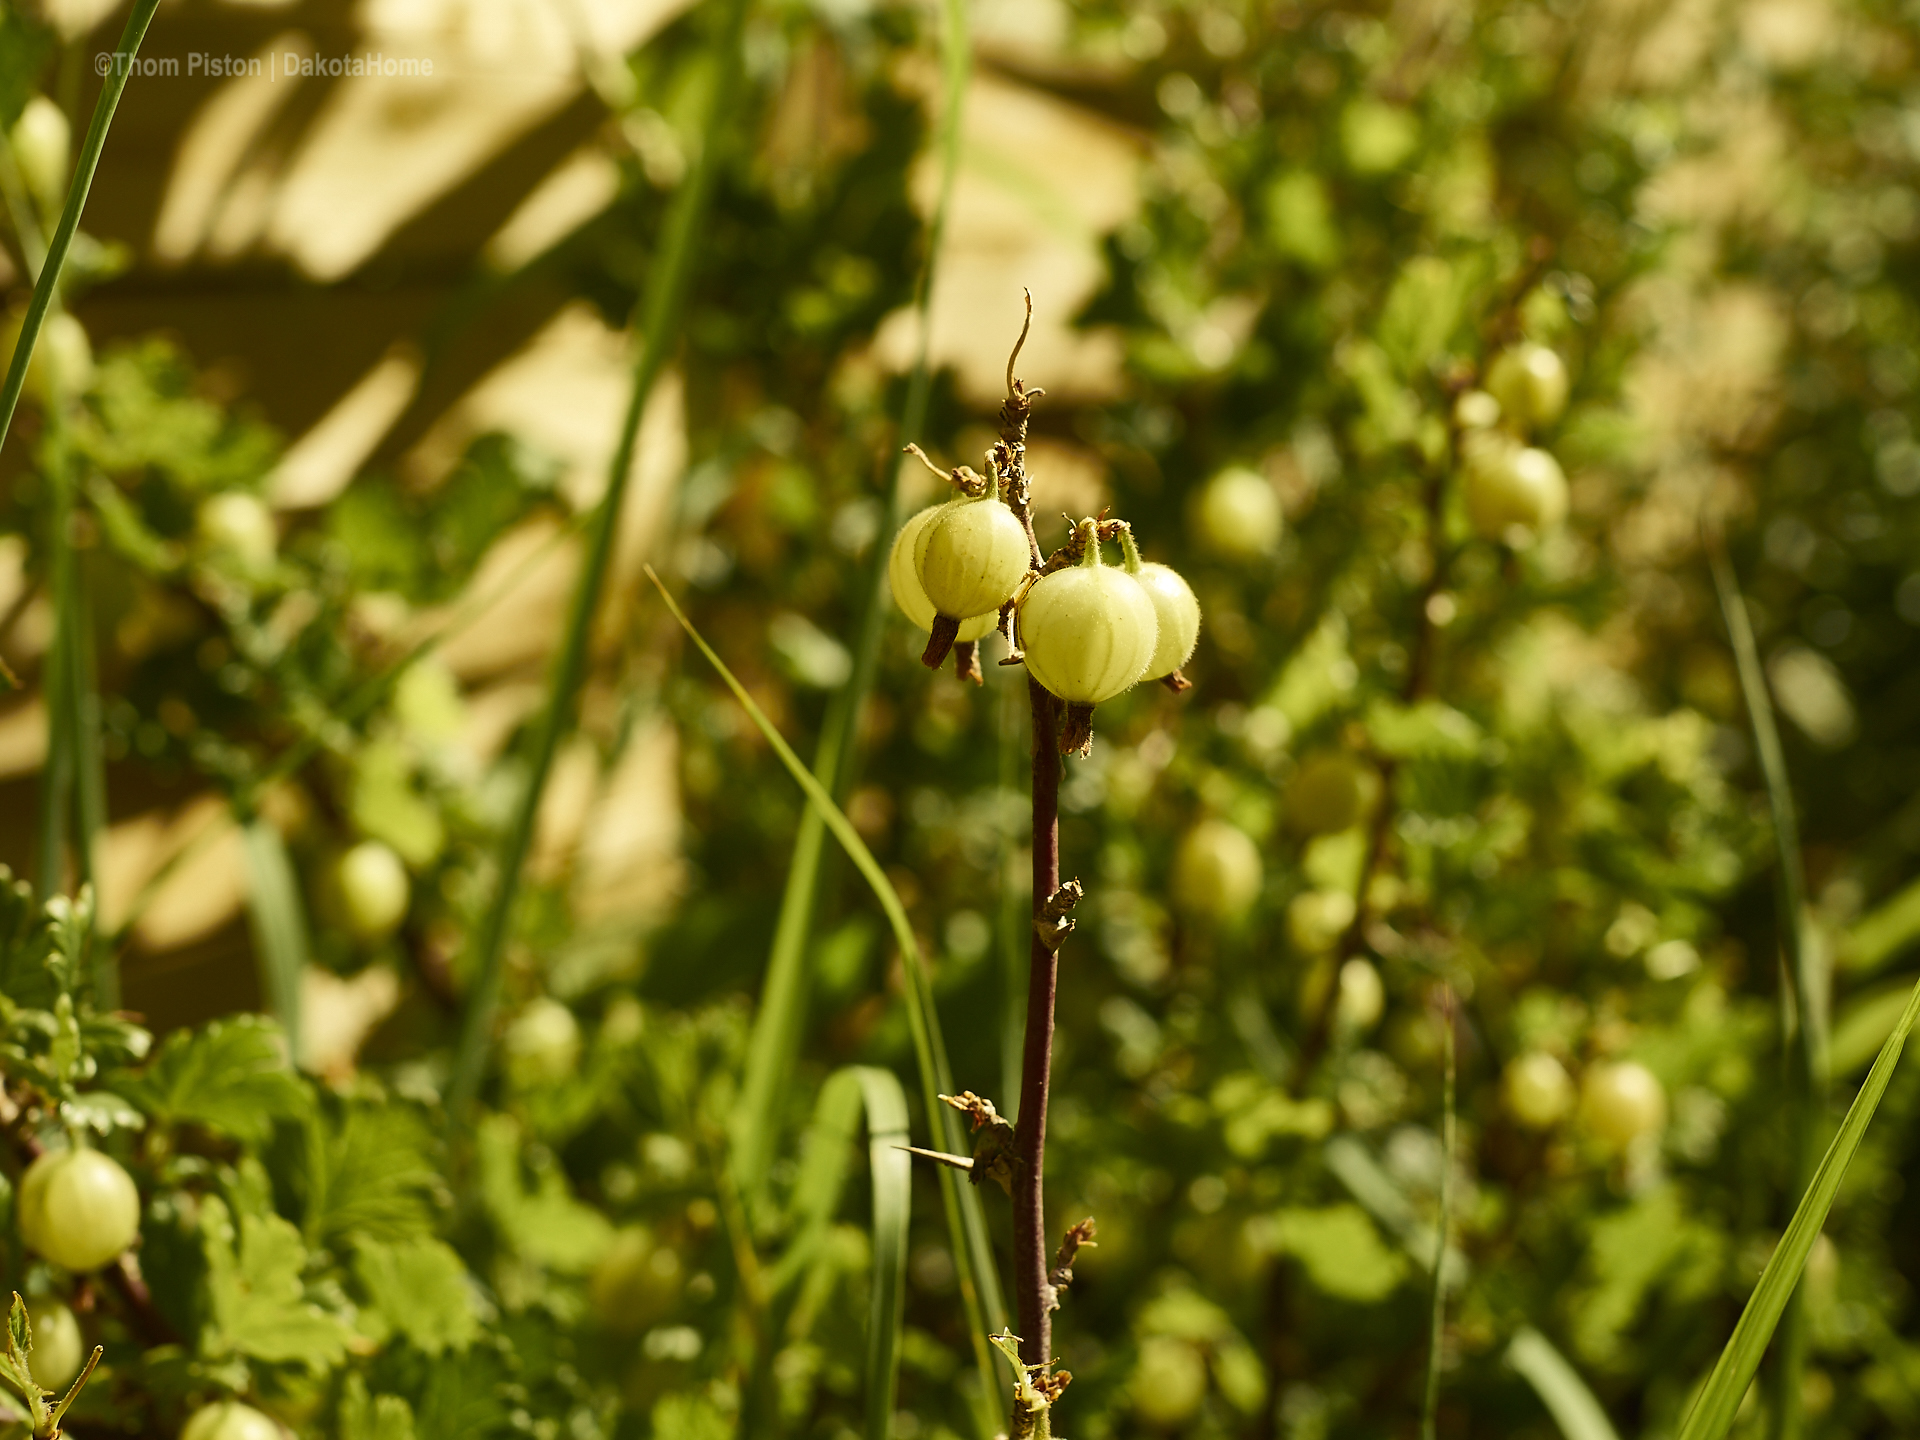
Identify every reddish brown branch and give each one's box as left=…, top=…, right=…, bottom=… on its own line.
left=1015, top=678, right=1064, bottom=1365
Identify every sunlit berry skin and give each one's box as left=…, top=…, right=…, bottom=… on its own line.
left=1018, top=527, right=1158, bottom=705
left=18, top=1148, right=141, bottom=1272
left=1172, top=819, right=1262, bottom=921
left=1504, top=1052, right=1575, bottom=1129
left=1131, top=1335, right=1209, bottom=1428
left=1287, top=753, right=1367, bottom=835
left=181, top=1401, right=284, bottom=1440
left=1485, top=343, right=1569, bottom=429
left=887, top=507, right=995, bottom=641
left=335, top=840, right=410, bottom=941
left=1193, top=466, right=1283, bottom=560
left=1580, top=1060, right=1666, bottom=1147
left=914, top=489, right=1030, bottom=622
left=1121, top=533, right=1201, bottom=681
left=27, top=1300, right=82, bottom=1391
left=1462, top=433, right=1567, bottom=542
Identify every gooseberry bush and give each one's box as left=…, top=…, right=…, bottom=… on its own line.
left=2, top=0, right=1920, bottom=1437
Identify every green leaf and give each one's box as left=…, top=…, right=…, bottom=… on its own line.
left=200, top=1195, right=350, bottom=1370
left=7, top=1293, right=27, bottom=1370
left=61, top=1089, right=145, bottom=1135
left=1844, top=875, right=1920, bottom=977
left=474, top=1114, right=612, bottom=1273
left=767, top=1068, right=865, bottom=1298
left=340, top=1374, right=417, bottom=1440
left=1262, top=1205, right=1408, bottom=1302
left=1677, top=975, right=1920, bottom=1440
left=122, top=1015, right=307, bottom=1144
left=295, top=1103, right=440, bottom=1246
left=353, top=1238, right=478, bottom=1357
left=1508, top=1327, right=1622, bottom=1440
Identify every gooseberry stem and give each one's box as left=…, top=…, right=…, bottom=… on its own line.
left=1014, top=678, right=1063, bottom=1367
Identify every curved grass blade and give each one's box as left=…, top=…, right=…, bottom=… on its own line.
left=0, top=0, right=163, bottom=457
left=1709, top=542, right=1827, bottom=1440
left=238, top=818, right=311, bottom=1068
left=445, top=0, right=752, bottom=1122
left=648, top=566, right=1003, bottom=1421
left=854, top=1066, right=912, bottom=1440
left=1844, top=875, right=1920, bottom=979
left=731, top=0, right=976, bottom=1206
left=1677, top=974, right=1920, bottom=1440
left=1506, top=1328, right=1621, bottom=1440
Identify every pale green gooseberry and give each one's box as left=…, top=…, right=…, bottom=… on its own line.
left=1286, top=888, right=1355, bottom=953
left=27, top=1299, right=83, bottom=1391
left=1287, top=753, right=1367, bottom=836
left=1192, top=466, right=1282, bottom=561
left=3, top=310, right=93, bottom=406
left=1579, top=1059, right=1666, bottom=1148
left=181, top=1401, right=285, bottom=1440
left=1171, top=818, right=1262, bottom=921
left=1131, top=1335, right=1209, bottom=1429
left=1504, top=1051, right=1575, bottom=1130
left=1485, top=342, right=1569, bottom=429
left=1462, top=431, right=1567, bottom=543
left=12, top=98, right=70, bottom=212
left=196, top=492, right=278, bottom=571
left=18, top=1147, right=141, bottom=1272
left=335, top=840, right=410, bottom=941
left=1119, top=531, right=1201, bottom=681
left=913, top=478, right=1031, bottom=623
left=505, top=997, right=582, bottom=1087
left=1335, top=958, right=1384, bottom=1031
left=886, top=506, right=994, bottom=641
left=589, top=1226, right=684, bottom=1332
left=1018, top=523, right=1158, bottom=705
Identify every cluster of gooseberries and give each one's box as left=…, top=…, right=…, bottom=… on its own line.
left=1503, top=1050, right=1667, bottom=1149
left=887, top=447, right=1201, bottom=752
left=1455, top=340, right=1571, bottom=546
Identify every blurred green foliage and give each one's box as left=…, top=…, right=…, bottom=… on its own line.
left=1, top=0, right=1919, bottom=1438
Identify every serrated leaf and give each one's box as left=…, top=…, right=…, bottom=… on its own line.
left=352, top=1238, right=478, bottom=1358
left=295, top=1104, right=439, bottom=1246
left=340, top=1372, right=417, bottom=1440
left=200, top=1195, right=349, bottom=1370
left=7, top=1294, right=27, bottom=1367
left=411, top=1343, right=509, bottom=1440
left=62, top=1089, right=145, bottom=1135
left=121, top=1015, right=307, bottom=1144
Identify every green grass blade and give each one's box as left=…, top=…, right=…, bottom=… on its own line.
left=1420, top=993, right=1456, bottom=1440
left=1506, top=1328, right=1622, bottom=1440
left=854, top=1066, right=912, bottom=1440
left=648, top=567, right=1004, bottom=1422
left=445, top=0, right=751, bottom=1122
left=1844, top=875, right=1920, bottom=977
left=730, top=0, right=975, bottom=1207
left=238, top=818, right=311, bottom=1068
left=766, top=1069, right=866, bottom=1298
left=1709, top=542, right=1826, bottom=1440
left=1830, top=978, right=1915, bottom=1077
left=1676, top=974, right=1920, bottom=1440
left=0, top=0, right=163, bottom=458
